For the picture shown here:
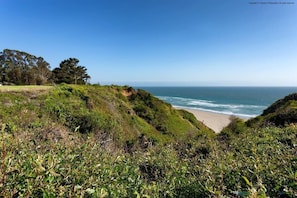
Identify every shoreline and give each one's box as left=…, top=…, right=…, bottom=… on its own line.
left=178, top=107, right=250, bottom=133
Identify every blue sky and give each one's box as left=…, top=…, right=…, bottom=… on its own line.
left=1, top=0, right=296, bottom=86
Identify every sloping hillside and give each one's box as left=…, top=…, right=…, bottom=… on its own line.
left=1, top=87, right=297, bottom=197
left=0, top=84, right=213, bottom=150
left=247, top=93, right=297, bottom=127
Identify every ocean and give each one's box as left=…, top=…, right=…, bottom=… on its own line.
left=139, top=87, right=297, bottom=118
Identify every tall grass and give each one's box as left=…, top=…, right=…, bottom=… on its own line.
left=1, top=124, right=296, bottom=197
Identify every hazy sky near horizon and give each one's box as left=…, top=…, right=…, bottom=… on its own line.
left=1, top=0, right=296, bottom=86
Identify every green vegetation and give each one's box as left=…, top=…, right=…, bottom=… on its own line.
left=1, top=85, right=297, bottom=197
left=248, top=93, right=297, bottom=128
left=0, top=49, right=90, bottom=85
left=52, top=58, right=90, bottom=85
left=0, top=84, right=212, bottom=148
left=0, top=49, right=51, bottom=85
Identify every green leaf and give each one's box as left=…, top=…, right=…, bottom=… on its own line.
left=242, top=176, right=253, bottom=188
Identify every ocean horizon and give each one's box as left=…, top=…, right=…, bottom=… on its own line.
left=139, top=87, right=297, bottom=118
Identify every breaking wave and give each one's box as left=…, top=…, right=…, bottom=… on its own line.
left=157, top=96, right=266, bottom=118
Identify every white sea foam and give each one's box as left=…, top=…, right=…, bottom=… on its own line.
left=157, top=96, right=264, bottom=117
left=174, top=105, right=257, bottom=118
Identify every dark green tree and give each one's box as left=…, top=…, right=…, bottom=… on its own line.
left=52, top=58, right=90, bottom=84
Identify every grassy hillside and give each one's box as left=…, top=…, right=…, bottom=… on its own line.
left=1, top=86, right=297, bottom=197
left=247, top=93, right=297, bottom=128
left=0, top=84, right=213, bottom=149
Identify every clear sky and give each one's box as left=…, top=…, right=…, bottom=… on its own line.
left=1, top=0, right=296, bottom=86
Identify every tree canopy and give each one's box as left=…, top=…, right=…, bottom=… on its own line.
left=52, top=58, right=90, bottom=85
left=0, top=49, right=91, bottom=85
left=0, top=49, right=51, bottom=85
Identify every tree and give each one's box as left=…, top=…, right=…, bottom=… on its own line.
left=52, top=58, right=90, bottom=84
left=0, top=49, right=51, bottom=85
left=33, top=57, right=52, bottom=85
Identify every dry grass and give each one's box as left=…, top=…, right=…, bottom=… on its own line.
left=0, top=85, right=53, bottom=92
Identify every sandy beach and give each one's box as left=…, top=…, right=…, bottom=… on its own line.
left=180, top=108, right=249, bottom=133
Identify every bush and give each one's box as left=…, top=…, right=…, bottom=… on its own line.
left=220, top=116, right=247, bottom=140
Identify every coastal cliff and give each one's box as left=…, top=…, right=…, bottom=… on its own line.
left=0, top=84, right=213, bottom=150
